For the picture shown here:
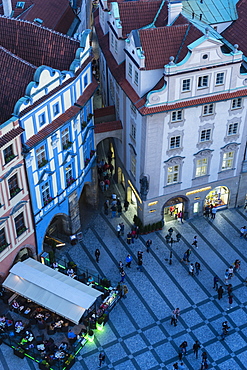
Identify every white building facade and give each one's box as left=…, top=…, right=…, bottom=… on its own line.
left=95, top=0, right=247, bottom=224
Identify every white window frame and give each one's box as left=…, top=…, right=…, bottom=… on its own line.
left=182, top=79, right=191, bottom=92
left=227, top=122, right=238, bottom=136
left=36, top=145, right=46, bottom=167
left=131, top=124, right=136, bottom=140
left=65, top=164, right=73, bottom=185
left=215, top=72, right=224, bottom=85
left=222, top=151, right=234, bottom=170
left=171, top=110, right=182, bottom=122
left=53, top=103, right=59, bottom=116
left=200, top=129, right=211, bottom=142
left=231, top=98, right=242, bottom=110
left=202, top=103, right=214, bottom=116
left=41, top=181, right=50, bottom=204
left=196, top=158, right=208, bottom=177
left=128, top=63, right=132, bottom=77
left=167, top=165, right=179, bottom=184
left=134, top=71, right=138, bottom=86
left=38, top=113, right=46, bottom=126
left=170, top=136, right=181, bottom=149
left=130, top=154, right=136, bottom=177
left=198, top=75, right=209, bottom=88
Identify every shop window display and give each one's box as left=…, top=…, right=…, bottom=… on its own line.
left=204, top=186, right=229, bottom=208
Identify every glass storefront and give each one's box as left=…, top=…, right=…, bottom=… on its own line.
left=204, top=186, right=229, bottom=208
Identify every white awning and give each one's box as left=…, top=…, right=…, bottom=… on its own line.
left=3, top=258, right=102, bottom=324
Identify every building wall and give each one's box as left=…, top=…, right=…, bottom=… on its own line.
left=0, top=119, right=36, bottom=280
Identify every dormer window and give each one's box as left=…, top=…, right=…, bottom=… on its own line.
left=15, top=1, right=25, bottom=8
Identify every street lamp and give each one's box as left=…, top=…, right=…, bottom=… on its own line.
left=165, top=228, right=182, bottom=265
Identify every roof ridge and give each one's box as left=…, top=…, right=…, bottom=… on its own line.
left=174, top=23, right=191, bottom=63
left=0, top=15, right=78, bottom=43
left=0, top=45, right=37, bottom=69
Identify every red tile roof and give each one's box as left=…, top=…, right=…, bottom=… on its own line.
left=94, top=120, right=122, bottom=133
left=0, top=46, right=36, bottom=124
left=94, top=105, right=115, bottom=118
left=0, top=16, right=79, bottom=71
left=222, top=0, right=247, bottom=57
left=139, top=23, right=203, bottom=70
left=25, top=80, right=98, bottom=148
left=95, top=12, right=247, bottom=116
left=118, top=0, right=164, bottom=38
left=0, top=0, right=78, bottom=35
left=0, top=126, right=24, bottom=148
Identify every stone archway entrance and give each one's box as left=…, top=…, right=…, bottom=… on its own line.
left=163, top=196, right=189, bottom=223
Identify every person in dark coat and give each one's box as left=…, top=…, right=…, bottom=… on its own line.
left=95, top=249, right=100, bottom=263
left=218, top=286, right=224, bottom=300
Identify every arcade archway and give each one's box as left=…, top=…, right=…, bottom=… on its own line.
left=163, top=196, right=189, bottom=223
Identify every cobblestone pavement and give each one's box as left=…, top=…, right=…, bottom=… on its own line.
left=1, top=205, right=247, bottom=370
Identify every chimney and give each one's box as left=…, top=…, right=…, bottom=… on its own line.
left=168, top=1, right=183, bottom=25
left=2, top=0, right=12, bottom=16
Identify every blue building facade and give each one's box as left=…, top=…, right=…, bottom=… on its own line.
left=13, top=30, right=98, bottom=255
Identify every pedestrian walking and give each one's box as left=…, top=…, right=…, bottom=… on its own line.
left=146, top=239, right=152, bottom=253
left=120, top=222, right=124, bottom=236
left=178, top=211, right=184, bottom=224
left=192, top=340, right=201, bottom=359
left=186, top=248, right=191, bottom=262
left=173, top=363, right=179, bottom=370
left=227, top=284, right=232, bottom=296
left=181, top=252, right=188, bottom=265
left=178, top=345, right=183, bottom=361
left=221, top=321, right=230, bottom=340
left=182, top=341, right=188, bottom=355
left=195, top=261, right=201, bottom=276
left=137, top=251, right=143, bottom=260
left=137, top=258, right=143, bottom=272
left=211, top=207, right=217, bottom=219
left=233, top=259, right=241, bottom=273
left=240, top=226, right=247, bottom=238
left=127, top=232, right=132, bottom=245
left=192, top=235, right=198, bottom=248
left=95, top=248, right=100, bottom=263
left=224, top=269, right=229, bottom=285
left=213, top=275, right=219, bottom=290
left=111, top=204, right=117, bottom=218
left=120, top=270, right=126, bottom=282
left=178, top=363, right=185, bottom=370
left=200, top=359, right=208, bottom=370
left=104, top=200, right=109, bottom=215
left=170, top=311, right=178, bottom=327
left=135, top=226, right=140, bottom=239
left=228, top=266, right=233, bottom=279
left=131, top=229, right=136, bottom=243
left=117, top=224, right=121, bottom=237
left=227, top=295, right=233, bottom=310
left=174, top=308, right=180, bottom=319
left=125, top=254, right=132, bottom=268
left=100, top=180, right=105, bottom=192
left=189, top=263, right=194, bottom=276
left=124, top=200, right=129, bottom=212
left=118, top=261, right=124, bottom=272
left=201, top=351, right=207, bottom=361
left=122, top=285, right=128, bottom=299
left=98, top=351, right=105, bottom=368
left=218, top=285, right=224, bottom=300
left=117, top=203, right=122, bottom=217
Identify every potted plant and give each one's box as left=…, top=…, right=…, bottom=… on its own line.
left=38, top=159, right=48, bottom=168
left=86, top=329, right=94, bottom=342
left=87, top=113, right=94, bottom=121
left=13, top=347, right=25, bottom=359
left=90, top=149, right=96, bottom=158
left=5, top=154, right=15, bottom=164
left=96, top=316, right=105, bottom=331
left=38, top=360, right=50, bottom=369
left=44, top=197, right=53, bottom=206
left=82, top=121, right=87, bottom=129
left=63, top=141, right=73, bottom=150
left=66, top=177, right=76, bottom=187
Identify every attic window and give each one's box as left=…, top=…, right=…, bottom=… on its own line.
left=15, top=1, right=25, bottom=8
left=34, top=18, right=43, bottom=24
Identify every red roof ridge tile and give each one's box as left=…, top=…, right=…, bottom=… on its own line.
left=0, top=126, right=24, bottom=148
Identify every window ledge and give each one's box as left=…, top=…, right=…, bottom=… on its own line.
left=163, top=182, right=182, bottom=188
left=218, top=168, right=235, bottom=174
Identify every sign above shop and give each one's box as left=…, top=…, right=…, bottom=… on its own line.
left=148, top=201, right=158, bottom=206
left=186, top=186, right=211, bottom=196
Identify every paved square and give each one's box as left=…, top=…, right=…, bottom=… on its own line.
left=1, top=207, right=247, bottom=369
